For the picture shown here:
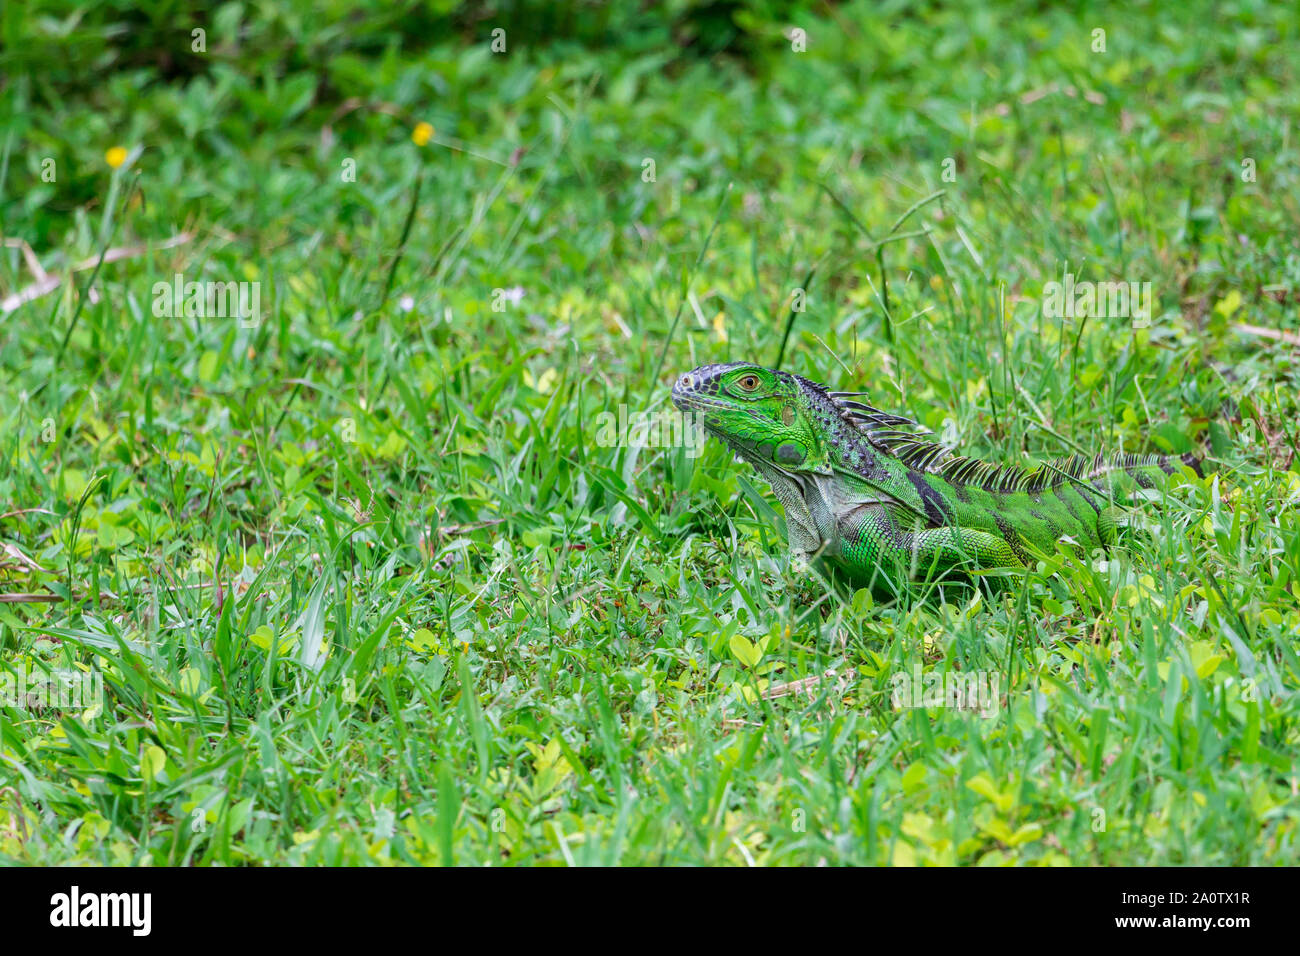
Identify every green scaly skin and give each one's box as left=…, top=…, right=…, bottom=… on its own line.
left=672, top=362, right=1203, bottom=594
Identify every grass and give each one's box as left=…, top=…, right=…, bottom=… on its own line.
left=1, top=0, right=1299, bottom=865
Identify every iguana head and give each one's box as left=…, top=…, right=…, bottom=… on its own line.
left=671, top=362, right=832, bottom=472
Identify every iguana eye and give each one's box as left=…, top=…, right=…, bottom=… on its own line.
left=737, top=375, right=760, bottom=391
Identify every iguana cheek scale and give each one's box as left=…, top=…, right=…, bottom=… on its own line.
left=672, top=362, right=1202, bottom=591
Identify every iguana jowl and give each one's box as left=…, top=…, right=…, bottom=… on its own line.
left=672, top=362, right=1202, bottom=590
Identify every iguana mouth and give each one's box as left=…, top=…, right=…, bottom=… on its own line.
left=670, top=390, right=730, bottom=414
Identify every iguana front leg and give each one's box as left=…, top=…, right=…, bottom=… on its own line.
left=899, top=524, right=1025, bottom=577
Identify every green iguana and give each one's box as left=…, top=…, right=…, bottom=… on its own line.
left=672, top=362, right=1202, bottom=592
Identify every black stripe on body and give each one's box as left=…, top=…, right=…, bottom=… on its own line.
left=908, top=471, right=951, bottom=527
left=993, top=514, right=1031, bottom=565
left=1074, top=484, right=1104, bottom=515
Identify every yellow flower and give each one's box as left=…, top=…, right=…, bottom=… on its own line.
left=105, top=146, right=128, bottom=169
left=411, top=122, right=434, bottom=146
